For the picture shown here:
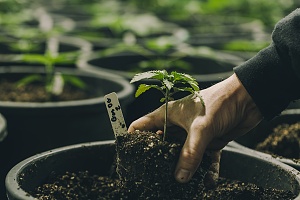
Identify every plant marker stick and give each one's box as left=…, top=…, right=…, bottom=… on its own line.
left=104, top=92, right=127, bottom=138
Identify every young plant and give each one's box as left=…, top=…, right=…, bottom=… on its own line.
left=130, top=70, right=204, bottom=141
left=15, top=39, right=86, bottom=100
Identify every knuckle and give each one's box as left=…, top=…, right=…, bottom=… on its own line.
left=180, top=147, right=201, bottom=164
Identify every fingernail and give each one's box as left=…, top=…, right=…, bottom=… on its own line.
left=175, top=169, right=191, bottom=183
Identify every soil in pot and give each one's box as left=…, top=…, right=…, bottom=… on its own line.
left=28, top=171, right=296, bottom=200
left=114, top=131, right=213, bottom=199
left=0, top=78, right=95, bottom=102
left=0, top=66, right=134, bottom=200
left=25, top=131, right=297, bottom=199
left=255, top=121, right=300, bottom=161
left=232, top=109, right=300, bottom=171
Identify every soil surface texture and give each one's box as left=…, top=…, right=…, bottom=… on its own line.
left=256, top=122, right=300, bottom=161
left=28, top=132, right=297, bottom=199
left=0, top=79, right=95, bottom=102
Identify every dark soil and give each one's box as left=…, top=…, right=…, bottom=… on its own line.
left=255, top=122, right=300, bottom=161
left=0, top=79, right=95, bottom=102
left=200, top=177, right=296, bottom=200
left=115, top=131, right=211, bottom=199
left=30, top=171, right=296, bottom=200
left=28, top=131, right=297, bottom=199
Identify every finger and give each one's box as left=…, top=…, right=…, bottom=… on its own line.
left=174, top=123, right=212, bottom=183
left=203, top=150, right=221, bottom=188
left=128, top=111, right=165, bottom=133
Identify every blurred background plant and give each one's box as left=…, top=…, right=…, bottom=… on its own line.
left=1, top=1, right=300, bottom=199
left=1, top=0, right=299, bottom=92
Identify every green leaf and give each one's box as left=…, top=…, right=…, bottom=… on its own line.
left=187, top=81, right=200, bottom=91
left=21, top=54, right=49, bottom=64
left=135, top=84, right=162, bottom=97
left=15, top=74, right=43, bottom=87
left=52, top=51, right=80, bottom=64
left=160, top=97, right=166, bottom=102
left=130, top=70, right=166, bottom=83
left=171, top=71, right=199, bottom=91
left=173, top=87, right=195, bottom=93
left=62, top=74, right=87, bottom=89
left=163, top=79, right=173, bottom=90
left=160, top=96, right=174, bottom=102
left=130, top=69, right=204, bottom=141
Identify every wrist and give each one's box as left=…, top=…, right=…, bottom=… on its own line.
left=228, top=73, right=263, bottom=119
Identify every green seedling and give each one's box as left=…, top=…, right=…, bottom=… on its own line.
left=130, top=70, right=204, bottom=141
left=15, top=44, right=86, bottom=101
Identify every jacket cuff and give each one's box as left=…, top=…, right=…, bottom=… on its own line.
left=233, top=44, right=299, bottom=120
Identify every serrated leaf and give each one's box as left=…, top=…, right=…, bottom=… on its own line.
left=171, top=71, right=199, bottom=91
left=187, top=81, right=200, bottom=91
left=173, top=87, right=195, bottom=93
left=163, top=79, right=173, bottom=90
left=130, top=70, right=165, bottom=83
left=135, top=84, right=162, bottom=97
left=152, top=70, right=167, bottom=81
left=172, top=71, right=194, bottom=82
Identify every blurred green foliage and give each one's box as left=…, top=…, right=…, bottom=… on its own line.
left=123, top=0, right=298, bottom=28
left=222, top=40, right=270, bottom=52
left=199, top=0, right=295, bottom=28
left=0, top=0, right=29, bottom=13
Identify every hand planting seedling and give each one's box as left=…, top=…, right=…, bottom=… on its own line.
left=107, top=70, right=216, bottom=199
left=130, top=69, right=204, bottom=140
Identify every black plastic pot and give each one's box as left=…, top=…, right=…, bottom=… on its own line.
left=288, top=99, right=300, bottom=109
left=231, top=109, right=300, bottom=171
left=0, top=112, right=7, bottom=142
left=80, top=50, right=243, bottom=85
left=177, top=14, right=270, bottom=61
left=79, top=50, right=243, bottom=123
left=0, top=35, right=92, bottom=68
left=5, top=141, right=300, bottom=199
left=0, top=66, right=134, bottom=199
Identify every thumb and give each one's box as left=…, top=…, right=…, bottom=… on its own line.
left=174, top=124, right=211, bottom=183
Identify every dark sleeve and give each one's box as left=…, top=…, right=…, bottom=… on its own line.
left=233, top=8, right=300, bottom=120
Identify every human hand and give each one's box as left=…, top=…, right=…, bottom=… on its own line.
left=128, top=73, right=263, bottom=183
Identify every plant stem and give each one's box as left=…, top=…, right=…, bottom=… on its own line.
left=163, top=89, right=169, bottom=141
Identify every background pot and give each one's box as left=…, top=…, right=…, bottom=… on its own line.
left=288, top=100, right=300, bottom=109
left=230, top=109, right=300, bottom=171
left=79, top=50, right=243, bottom=123
left=5, top=141, right=300, bottom=199
left=80, top=49, right=243, bottom=85
left=0, top=35, right=92, bottom=68
left=0, top=113, right=7, bottom=142
left=0, top=66, right=134, bottom=199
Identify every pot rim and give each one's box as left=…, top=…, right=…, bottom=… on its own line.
left=5, top=141, right=300, bottom=200
left=0, top=113, right=7, bottom=142
left=78, top=50, right=243, bottom=82
left=229, top=108, right=300, bottom=170
left=5, top=140, right=115, bottom=200
left=0, top=66, right=134, bottom=109
left=0, top=35, right=92, bottom=56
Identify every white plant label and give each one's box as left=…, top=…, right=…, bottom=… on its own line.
left=104, top=92, right=127, bottom=138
